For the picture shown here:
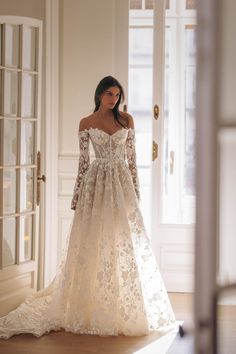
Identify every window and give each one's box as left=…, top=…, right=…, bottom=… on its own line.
left=129, top=0, right=197, bottom=226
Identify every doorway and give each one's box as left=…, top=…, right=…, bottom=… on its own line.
left=128, top=0, right=196, bottom=292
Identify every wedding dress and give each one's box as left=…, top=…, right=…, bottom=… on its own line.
left=0, top=127, right=176, bottom=339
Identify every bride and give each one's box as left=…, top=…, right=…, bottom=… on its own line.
left=0, top=76, right=176, bottom=339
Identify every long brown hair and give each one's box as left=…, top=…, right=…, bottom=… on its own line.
left=93, top=76, right=128, bottom=128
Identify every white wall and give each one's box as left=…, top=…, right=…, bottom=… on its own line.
left=59, top=0, right=115, bottom=156
left=0, top=0, right=45, bottom=19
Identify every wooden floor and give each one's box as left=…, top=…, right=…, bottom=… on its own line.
left=0, top=293, right=235, bottom=354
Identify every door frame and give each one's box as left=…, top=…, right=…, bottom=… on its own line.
left=194, top=0, right=219, bottom=352
left=39, top=0, right=59, bottom=288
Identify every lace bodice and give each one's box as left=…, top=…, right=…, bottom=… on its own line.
left=71, top=127, right=140, bottom=210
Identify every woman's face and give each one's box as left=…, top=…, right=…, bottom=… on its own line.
left=99, top=86, right=120, bottom=109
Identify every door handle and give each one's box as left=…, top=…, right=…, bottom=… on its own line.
left=152, top=140, right=158, bottom=161
left=153, top=104, right=159, bottom=120
left=37, top=151, right=46, bottom=205
left=37, top=175, right=46, bottom=182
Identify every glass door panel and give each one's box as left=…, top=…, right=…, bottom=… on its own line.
left=5, top=24, right=19, bottom=68
left=128, top=21, right=153, bottom=234
left=4, top=70, right=18, bottom=116
left=3, top=217, right=16, bottom=267
left=0, top=16, right=42, bottom=312
left=130, top=0, right=142, bottom=10
left=183, top=25, right=196, bottom=197
left=19, top=214, right=33, bottom=262
left=186, top=0, right=196, bottom=9
left=129, top=27, right=153, bottom=66
left=21, top=121, right=35, bottom=165
left=162, top=25, right=179, bottom=223
left=3, top=119, right=17, bottom=166
left=20, top=168, right=34, bottom=212
left=21, top=73, right=36, bottom=117
left=3, top=168, right=16, bottom=215
left=161, top=22, right=196, bottom=224
left=22, top=26, right=37, bottom=71
left=0, top=16, right=40, bottom=280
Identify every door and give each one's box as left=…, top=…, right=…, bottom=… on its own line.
left=128, top=0, right=196, bottom=291
left=0, top=16, right=42, bottom=316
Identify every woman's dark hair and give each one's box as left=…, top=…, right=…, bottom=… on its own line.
left=93, top=76, right=128, bottom=128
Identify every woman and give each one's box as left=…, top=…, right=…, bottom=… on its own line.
left=0, top=76, right=176, bottom=339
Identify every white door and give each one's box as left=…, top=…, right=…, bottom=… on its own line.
left=0, top=16, right=42, bottom=316
left=128, top=0, right=196, bottom=291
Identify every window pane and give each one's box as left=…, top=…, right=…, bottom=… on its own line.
left=5, top=24, right=19, bottom=68
left=129, top=67, right=153, bottom=114
left=163, top=27, right=171, bottom=198
left=162, top=25, right=196, bottom=224
left=162, top=27, right=180, bottom=223
left=22, top=26, right=36, bottom=71
left=21, top=73, right=36, bottom=117
left=19, top=214, right=33, bottom=262
left=21, top=121, right=35, bottom=165
left=186, top=0, right=196, bottom=10
left=145, top=0, right=153, bottom=9
left=130, top=0, right=142, bottom=10
left=20, top=167, right=34, bottom=212
left=3, top=217, right=16, bottom=267
left=4, top=70, right=18, bottom=116
left=184, top=26, right=196, bottom=197
left=3, top=168, right=16, bottom=214
left=128, top=22, right=153, bottom=235
left=129, top=28, right=153, bottom=66
left=3, top=119, right=17, bottom=166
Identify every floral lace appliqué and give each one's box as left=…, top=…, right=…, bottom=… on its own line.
left=71, top=130, right=90, bottom=210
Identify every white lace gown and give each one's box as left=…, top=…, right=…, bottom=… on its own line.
left=0, top=127, right=176, bottom=339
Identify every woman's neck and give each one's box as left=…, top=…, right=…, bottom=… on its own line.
left=96, top=107, right=114, bottom=120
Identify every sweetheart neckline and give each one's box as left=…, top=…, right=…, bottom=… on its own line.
left=83, top=127, right=133, bottom=137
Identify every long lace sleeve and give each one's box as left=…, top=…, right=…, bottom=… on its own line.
left=125, top=129, right=140, bottom=201
left=71, top=130, right=90, bottom=210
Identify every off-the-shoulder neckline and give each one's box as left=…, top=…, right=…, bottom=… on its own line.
left=79, top=127, right=134, bottom=137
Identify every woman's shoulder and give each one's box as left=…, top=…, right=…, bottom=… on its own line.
left=119, top=111, right=135, bottom=129
left=79, top=113, right=96, bottom=132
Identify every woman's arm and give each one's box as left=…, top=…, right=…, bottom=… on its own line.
left=125, top=113, right=141, bottom=202
left=71, top=119, right=90, bottom=210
